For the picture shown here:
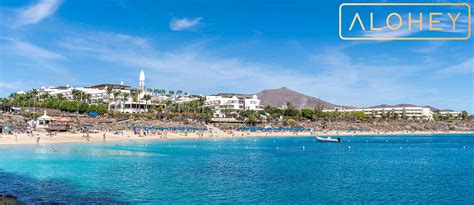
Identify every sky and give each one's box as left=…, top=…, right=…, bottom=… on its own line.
left=0, top=0, right=473, bottom=112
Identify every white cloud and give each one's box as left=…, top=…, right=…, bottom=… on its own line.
left=0, top=81, right=23, bottom=90
left=0, top=38, right=71, bottom=81
left=15, top=0, right=62, bottom=28
left=4, top=38, right=64, bottom=60
left=59, top=32, right=335, bottom=97
left=411, top=41, right=446, bottom=54
left=437, top=58, right=474, bottom=76
left=57, top=31, right=434, bottom=107
left=169, top=17, right=202, bottom=31
left=309, top=48, right=426, bottom=104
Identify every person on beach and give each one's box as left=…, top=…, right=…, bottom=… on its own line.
left=103, top=133, right=106, bottom=141
left=36, top=137, right=40, bottom=144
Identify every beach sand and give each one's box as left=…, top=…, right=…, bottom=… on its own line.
left=0, top=129, right=472, bottom=146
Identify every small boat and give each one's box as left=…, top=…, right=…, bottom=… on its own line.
left=316, top=136, right=341, bottom=143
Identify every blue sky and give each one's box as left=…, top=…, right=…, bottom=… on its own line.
left=0, top=0, right=473, bottom=112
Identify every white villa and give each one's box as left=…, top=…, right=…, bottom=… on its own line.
left=112, top=70, right=153, bottom=113
left=205, top=94, right=263, bottom=118
left=37, top=110, right=52, bottom=128
left=38, top=84, right=131, bottom=103
left=438, top=110, right=461, bottom=117
left=322, top=106, right=434, bottom=120
left=37, top=70, right=161, bottom=113
left=34, top=69, right=207, bottom=114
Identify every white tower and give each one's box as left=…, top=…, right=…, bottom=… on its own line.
left=139, top=69, right=145, bottom=91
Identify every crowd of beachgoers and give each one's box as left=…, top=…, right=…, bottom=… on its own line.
left=1, top=112, right=473, bottom=145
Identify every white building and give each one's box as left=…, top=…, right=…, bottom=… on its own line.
left=76, top=87, right=108, bottom=103
left=36, top=70, right=158, bottom=113
left=110, top=69, right=159, bottom=113
left=438, top=110, right=461, bottom=117
left=37, top=110, right=52, bottom=128
left=244, top=96, right=261, bottom=110
left=174, top=95, right=199, bottom=104
left=205, top=94, right=262, bottom=118
left=32, top=70, right=266, bottom=115
left=38, top=85, right=130, bottom=104
left=110, top=97, right=162, bottom=113
left=39, top=86, right=74, bottom=100
left=322, top=106, right=433, bottom=120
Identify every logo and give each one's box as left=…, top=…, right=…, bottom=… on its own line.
left=339, top=3, right=471, bottom=40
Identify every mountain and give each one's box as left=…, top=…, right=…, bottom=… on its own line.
left=254, top=88, right=443, bottom=111
left=255, top=87, right=342, bottom=109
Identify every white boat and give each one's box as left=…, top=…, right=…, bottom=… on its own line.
left=316, top=136, right=341, bottom=143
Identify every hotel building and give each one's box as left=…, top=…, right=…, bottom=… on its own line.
left=322, top=106, right=434, bottom=120
left=438, top=110, right=461, bottom=117
left=37, top=70, right=160, bottom=113
left=205, top=94, right=263, bottom=118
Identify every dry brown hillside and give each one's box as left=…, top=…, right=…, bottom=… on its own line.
left=255, top=87, right=343, bottom=109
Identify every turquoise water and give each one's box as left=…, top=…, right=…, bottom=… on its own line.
left=0, top=134, right=473, bottom=203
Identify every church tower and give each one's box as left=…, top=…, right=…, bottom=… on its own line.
left=139, top=69, right=145, bottom=91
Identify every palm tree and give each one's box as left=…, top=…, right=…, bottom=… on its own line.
left=71, top=89, right=85, bottom=101
left=31, top=89, right=38, bottom=119
left=30, top=88, right=38, bottom=97
left=459, top=111, right=469, bottom=120
left=143, top=94, right=152, bottom=113
left=146, top=88, right=153, bottom=96
left=122, top=92, right=130, bottom=113
left=105, top=86, right=113, bottom=111
left=40, top=93, right=50, bottom=101
left=131, top=91, right=139, bottom=113
left=85, top=93, right=91, bottom=103
left=284, top=102, right=297, bottom=117
left=247, top=113, right=257, bottom=125
left=56, top=93, right=65, bottom=101
left=112, top=90, right=122, bottom=112
left=168, top=90, right=174, bottom=97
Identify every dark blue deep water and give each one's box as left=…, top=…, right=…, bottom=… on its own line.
left=0, top=134, right=473, bottom=203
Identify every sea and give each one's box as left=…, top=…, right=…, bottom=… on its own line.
left=0, top=134, right=473, bottom=203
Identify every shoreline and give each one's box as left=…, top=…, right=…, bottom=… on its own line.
left=0, top=130, right=472, bottom=146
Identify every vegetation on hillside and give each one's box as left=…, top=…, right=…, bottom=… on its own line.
left=1, top=89, right=471, bottom=124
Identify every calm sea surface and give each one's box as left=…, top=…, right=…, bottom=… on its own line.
left=0, top=134, right=473, bottom=203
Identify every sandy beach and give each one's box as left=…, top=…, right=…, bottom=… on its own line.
left=1, top=129, right=472, bottom=146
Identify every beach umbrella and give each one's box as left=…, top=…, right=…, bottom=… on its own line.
left=3, top=126, right=12, bottom=132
